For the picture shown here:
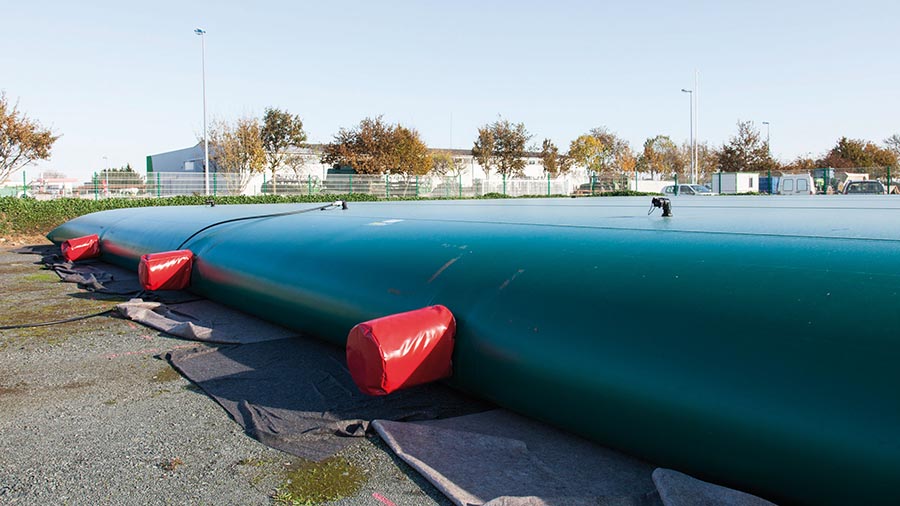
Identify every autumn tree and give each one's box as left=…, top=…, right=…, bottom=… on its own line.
left=391, top=125, right=432, bottom=179
left=208, top=116, right=266, bottom=193
left=0, top=92, right=59, bottom=184
left=639, top=135, right=683, bottom=178
left=431, top=151, right=468, bottom=178
left=781, top=155, right=817, bottom=172
left=322, top=116, right=398, bottom=174
left=539, top=139, right=571, bottom=177
left=471, top=119, right=531, bottom=178
left=260, top=107, right=307, bottom=194
left=716, top=121, right=778, bottom=173
left=819, top=137, right=897, bottom=169
left=568, top=127, right=629, bottom=178
left=694, top=142, right=718, bottom=181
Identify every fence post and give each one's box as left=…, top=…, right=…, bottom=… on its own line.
left=635, top=170, right=638, bottom=192
left=415, top=175, right=419, bottom=198
left=590, top=174, right=595, bottom=195
left=23, top=170, right=27, bottom=196
left=93, top=172, right=99, bottom=201
left=503, top=173, right=507, bottom=195
left=213, top=172, right=217, bottom=196
left=889, top=166, right=892, bottom=194
left=262, top=173, right=267, bottom=195
left=768, top=169, right=772, bottom=194
left=458, top=174, right=462, bottom=198
left=385, top=174, right=390, bottom=198
left=156, top=172, right=161, bottom=198
left=547, top=173, right=551, bottom=196
left=308, top=175, right=312, bottom=196
left=674, top=173, right=679, bottom=195
left=349, top=174, right=353, bottom=194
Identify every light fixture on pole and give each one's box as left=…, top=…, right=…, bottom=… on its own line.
left=681, top=89, right=695, bottom=184
left=194, top=28, right=209, bottom=196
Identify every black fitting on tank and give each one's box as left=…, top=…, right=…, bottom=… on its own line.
left=648, top=197, right=672, bottom=217
left=206, top=199, right=216, bottom=207
left=341, top=200, right=349, bottom=210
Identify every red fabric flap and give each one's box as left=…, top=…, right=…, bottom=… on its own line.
left=346, top=305, right=455, bottom=395
left=61, top=234, right=101, bottom=262
left=138, top=250, right=194, bottom=291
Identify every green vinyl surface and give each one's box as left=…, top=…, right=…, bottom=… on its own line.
left=48, top=196, right=900, bottom=505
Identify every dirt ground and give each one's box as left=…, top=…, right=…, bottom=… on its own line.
left=0, top=240, right=452, bottom=506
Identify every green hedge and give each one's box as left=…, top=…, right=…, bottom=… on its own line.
left=0, top=194, right=382, bottom=236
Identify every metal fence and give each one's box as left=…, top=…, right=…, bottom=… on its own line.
left=9, top=171, right=606, bottom=200
left=17, top=167, right=898, bottom=199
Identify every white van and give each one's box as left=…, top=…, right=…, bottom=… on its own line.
left=778, top=174, right=814, bottom=195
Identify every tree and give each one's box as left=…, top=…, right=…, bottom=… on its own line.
left=781, top=155, right=817, bottom=172
left=391, top=126, right=432, bottom=178
left=98, top=164, right=144, bottom=188
left=568, top=127, right=628, bottom=178
left=471, top=119, right=531, bottom=178
left=639, top=135, right=683, bottom=178
left=322, top=116, right=398, bottom=175
left=0, top=92, right=59, bottom=184
left=819, top=137, right=897, bottom=169
left=208, top=116, right=266, bottom=193
left=431, top=151, right=468, bottom=178
left=695, top=142, right=718, bottom=181
left=260, top=107, right=307, bottom=194
left=539, top=139, right=571, bottom=177
left=886, top=134, right=900, bottom=162
left=716, top=121, right=777, bottom=173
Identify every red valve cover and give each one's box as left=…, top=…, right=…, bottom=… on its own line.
left=346, top=305, right=456, bottom=395
left=138, top=250, right=194, bottom=291
left=61, top=234, right=101, bottom=262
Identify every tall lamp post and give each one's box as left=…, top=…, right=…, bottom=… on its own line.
left=681, top=88, right=695, bottom=184
left=102, top=155, right=109, bottom=197
left=762, top=121, right=771, bottom=194
left=194, top=28, right=209, bottom=195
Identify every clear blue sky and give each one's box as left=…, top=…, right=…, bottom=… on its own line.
left=3, top=0, right=898, bottom=181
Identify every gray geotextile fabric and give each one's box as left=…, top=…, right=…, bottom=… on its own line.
left=16, top=244, right=141, bottom=295
left=373, top=410, right=661, bottom=506
left=651, top=469, right=777, bottom=506
left=167, top=338, right=490, bottom=461
left=116, top=299, right=297, bottom=344
left=373, top=410, right=778, bottom=506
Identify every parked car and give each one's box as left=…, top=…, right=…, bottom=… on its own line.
left=843, top=180, right=886, bottom=195
left=778, top=174, right=814, bottom=195
left=660, top=184, right=716, bottom=196
left=571, top=181, right=622, bottom=196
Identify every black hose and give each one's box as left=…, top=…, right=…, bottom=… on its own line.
left=176, top=200, right=347, bottom=250
left=0, top=308, right=116, bottom=330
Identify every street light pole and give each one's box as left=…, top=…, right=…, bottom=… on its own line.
left=102, top=156, right=109, bottom=197
left=195, top=28, right=209, bottom=196
left=762, top=121, right=771, bottom=194
left=681, top=89, right=695, bottom=183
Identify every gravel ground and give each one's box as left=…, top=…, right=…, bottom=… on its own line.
left=0, top=243, right=453, bottom=506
